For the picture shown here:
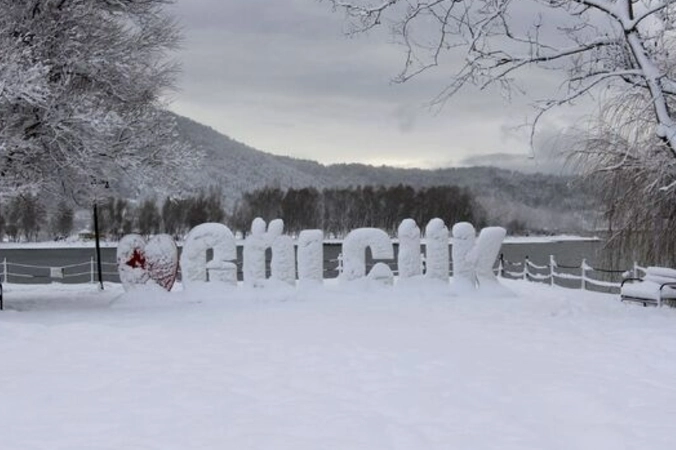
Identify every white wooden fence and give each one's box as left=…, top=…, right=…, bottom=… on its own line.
left=0, top=254, right=644, bottom=294
left=497, top=255, right=644, bottom=293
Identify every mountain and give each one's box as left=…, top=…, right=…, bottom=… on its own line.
left=173, top=113, right=598, bottom=233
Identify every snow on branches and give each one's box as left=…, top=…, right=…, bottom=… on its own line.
left=326, top=0, right=676, bottom=162
left=0, top=0, right=195, bottom=199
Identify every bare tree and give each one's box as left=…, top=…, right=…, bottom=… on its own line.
left=50, top=200, right=74, bottom=239
left=326, top=0, right=676, bottom=174
left=572, top=90, right=676, bottom=266
left=0, top=0, right=196, bottom=201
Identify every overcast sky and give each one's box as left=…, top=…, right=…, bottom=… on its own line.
left=167, top=0, right=584, bottom=170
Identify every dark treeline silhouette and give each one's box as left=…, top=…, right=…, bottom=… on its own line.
left=95, top=188, right=225, bottom=240
left=0, top=195, right=72, bottom=242
left=231, top=185, right=485, bottom=237
left=0, top=185, right=483, bottom=241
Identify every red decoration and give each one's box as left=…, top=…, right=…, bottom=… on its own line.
left=117, top=234, right=178, bottom=292
left=126, top=249, right=147, bottom=269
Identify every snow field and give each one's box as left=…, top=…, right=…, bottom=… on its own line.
left=1, top=280, right=676, bottom=449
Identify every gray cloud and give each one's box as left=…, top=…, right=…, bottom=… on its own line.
left=167, top=0, right=582, bottom=169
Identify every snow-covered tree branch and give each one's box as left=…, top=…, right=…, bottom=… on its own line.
left=0, top=0, right=197, bottom=203
left=325, top=0, right=676, bottom=161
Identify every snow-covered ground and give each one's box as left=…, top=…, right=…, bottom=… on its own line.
left=1, top=280, right=675, bottom=449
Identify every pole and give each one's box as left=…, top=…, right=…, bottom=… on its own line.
left=549, top=255, right=555, bottom=287
left=93, top=202, right=104, bottom=290
left=581, top=258, right=587, bottom=290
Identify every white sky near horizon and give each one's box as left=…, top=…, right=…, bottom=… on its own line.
left=167, top=0, right=588, bottom=170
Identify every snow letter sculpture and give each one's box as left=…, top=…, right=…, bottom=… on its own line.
left=451, top=222, right=477, bottom=292
left=118, top=234, right=150, bottom=290
left=397, top=219, right=422, bottom=280
left=451, top=222, right=509, bottom=295
left=424, top=218, right=450, bottom=282
left=180, top=223, right=237, bottom=289
left=272, top=234, right=295, bottom=286
left=297, top=229, right=323, bottom=286
left=340, top=228, right=394, bottom=283
left=469, top=226, right=509, bottom=295
left=243, top=218, right=294, bottom=287
left=117, top=234, right=178, bottom=291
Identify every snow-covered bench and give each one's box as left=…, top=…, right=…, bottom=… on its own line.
left=620, top=266, right=676, bottom=307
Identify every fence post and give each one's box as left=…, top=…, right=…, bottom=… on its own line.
left=581, top=258, right=587, bottom=290
left=2, top=257, right=6, bottom=284
left=336, top=253, right=343, bottom=276
left=90, top=257, right=95, bottom=284
left=549, top=255, right=555, bottom=287
left=633, top=261, right=639, bottom=279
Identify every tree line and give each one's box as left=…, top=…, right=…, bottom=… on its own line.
left=95, top=189, right=225, bottom=240
left=0, top=185, right=484, bottom=241
left=230, top=185, right=485, bottom=236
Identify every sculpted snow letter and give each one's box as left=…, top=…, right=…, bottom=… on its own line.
left=397, top=219, right=422, bottom=280
left=117, top=234, right=178, bottom=291
left=180, top=223, right=237, bottom=288
left=424, top=218, right=449, bottom=282
left=451, top=222, right=510, bottom=295
left=340, top=228, right=394, bottom=282
left=243, top=218, right=295, bottom=287
left=297, top=229, right=324, bottom=286
left=469, top=226, right=509, bottom=295
left=451, top=222, right=477, bottom=292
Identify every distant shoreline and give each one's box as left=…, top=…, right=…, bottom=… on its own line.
left=0, top=235, right=600, bottom=250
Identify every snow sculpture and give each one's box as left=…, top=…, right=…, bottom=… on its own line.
left=243, top=218, right=268, bottom=286
left=469, top=227, right=509, bottom=295
left=117, top=234, right=150, bottom=290
left=271, top=235, right=295, bottom=286
left=180, top=223, right=237, bottom=288
left=117, top=234, right=178, bottom=291
left=145, top=235, right=179, bottom=291
left=397, top=219, right=422, bottom=279
left=451, top=222, right=509, bottom=295
left=368, top=262, right=395, bottom=286
left=424, top=218, right=450, bottom=282
left=243, top=218, right=293, bottom=287
left=451, top=222, right=478, bottom=292
left=297, top=229, right=323, bottom=286
left=340, top=228, right=394, bottom=281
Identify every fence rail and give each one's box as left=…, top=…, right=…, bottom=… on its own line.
left=497, top=254, right=643, bottom=293
left=0, top=254, right=644, bottom=295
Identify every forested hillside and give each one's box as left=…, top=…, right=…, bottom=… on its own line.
left=174, top=114, right=597, bottom=233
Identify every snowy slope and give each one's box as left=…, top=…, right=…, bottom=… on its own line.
left=173, top=114, right=596, bottom=226
left=1, top=280, right=675, bottom=449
